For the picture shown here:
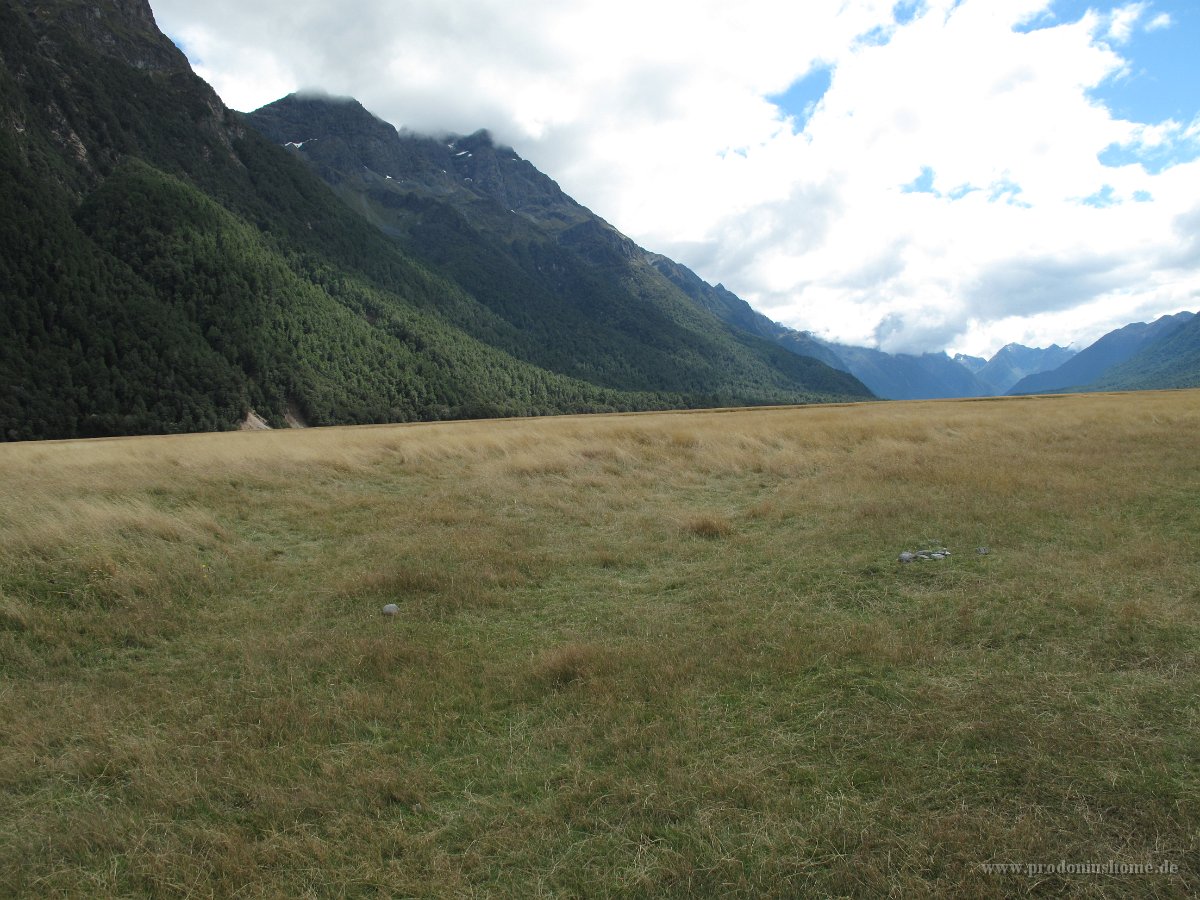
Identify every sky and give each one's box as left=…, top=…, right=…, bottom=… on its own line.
left=152, top=0, right=1200, bottom=358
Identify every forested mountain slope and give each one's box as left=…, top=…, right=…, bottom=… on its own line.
left=1008, top=312, right=1195, bottom=395
left=245, top=94, right=869, bottom=403
left=1083, top=314, right=1200, bottom=391
left=0, top=0, right=868, bottom=441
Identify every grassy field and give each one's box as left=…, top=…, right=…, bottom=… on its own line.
left=1, top=392, right=1198, bottom=897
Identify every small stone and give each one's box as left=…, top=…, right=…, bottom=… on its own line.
left=382, top=603, right=399, bottom=616
left=931, top=552, right=945, bottom=560
left=898, top=551, right=916, bottom=563
left=976, top=546, right=990, bottom=555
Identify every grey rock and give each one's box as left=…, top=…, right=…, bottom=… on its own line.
left=899, top=551, right=916, bottom=563
left=382, top=603, right=399, bottom=616
left=976, top=546, right=990, bottom=555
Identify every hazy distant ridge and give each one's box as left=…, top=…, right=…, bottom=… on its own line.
left=1009, top=312, right=1195, bottom=394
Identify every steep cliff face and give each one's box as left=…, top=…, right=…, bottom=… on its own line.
left=448, top=128, right=578, bottom=220
left=1, top=0, right=244, bottom=196
left=19, top=0, right=192, bottom=73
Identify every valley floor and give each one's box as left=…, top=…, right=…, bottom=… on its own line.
left=2, top=392, right=1198, bottom=896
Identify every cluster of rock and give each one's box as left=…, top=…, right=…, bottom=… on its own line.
left=898, top=545, right=990, bottom=563
left=898, top=547, right=951, bottom=563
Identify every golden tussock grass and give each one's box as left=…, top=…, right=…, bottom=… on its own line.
left=1, top=391, right=1199, bottom=896
left=530, top=642, right=613, bottom=689
left=682, top=513, right=735, bottom=539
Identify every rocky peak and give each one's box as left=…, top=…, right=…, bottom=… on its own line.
left=18, top=0, right=190, bottom=73
left=248, top=95, right=589, bottom=228
left=4, top=0, right=244, bottom=194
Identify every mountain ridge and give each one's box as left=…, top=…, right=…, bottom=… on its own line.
left=1086, top=313, right=1200, bottom=390
left=975, top=343, right=1076, bottom=394
left=814, top=343, right=992, bottom=400
left=244, top=92, right=870, bottom=403
left=1008, top=312, right=1195, bottom=395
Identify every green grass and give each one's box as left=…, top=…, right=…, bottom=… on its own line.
left=1, top=393, right=1198, bottom=896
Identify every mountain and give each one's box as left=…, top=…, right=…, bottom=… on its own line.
left=1083, top=313, right=1200, bottom=391
left=1008, top=312, right=1195, bottom=395
left=815, top=343, right=991, bottom=400
left=974, top=343, right=1076, bottom=394
left=952, top=353, right=988, bottom=374
left=642, top=254, right=848, bottom=370
left=808, top=341, right=1075, bottom=401
left=628, top=255, right=1070, bottom=401
left=0, top=1, right=869, bottom=441
left=244, top=94, right=868, bottom=404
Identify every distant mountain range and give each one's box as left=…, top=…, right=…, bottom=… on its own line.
left=977, top=343, right=1077, bottom=394
left=776, top=320, right=1198, bottom=401
left=816, top=343, right=993, bottom=400
left=807, top=315, right=1196, bottom=401
left=1008, top=312, right=1197, bottom=395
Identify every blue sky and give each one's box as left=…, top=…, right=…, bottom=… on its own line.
left=1030, top=1, right=1199, bottom=120
left=774, top=1, right=1199, bottom=165
left=769, top=67, right=833, bottom=132
left=155, top=0, right=1200, bottom=356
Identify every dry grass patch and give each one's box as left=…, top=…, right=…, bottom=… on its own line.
left=530, top=642, right=613, bottom=690
left=683, top=513, right=735, bottom=539
left=0, top=592, right=30, bottom=632
left=2, top=391, right=1198, bottom=896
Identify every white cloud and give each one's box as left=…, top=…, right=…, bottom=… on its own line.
left=1146, top=12, right=1173, bottom=31
left=1104, top=2, right=1148, bottom=44
left=149, top=0, right=1200, bottom=358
